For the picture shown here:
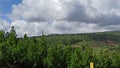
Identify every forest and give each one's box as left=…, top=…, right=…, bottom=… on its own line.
left=0, top=26, right=120, bottom=68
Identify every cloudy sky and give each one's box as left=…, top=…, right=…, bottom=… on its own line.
left=0, top=0, right=120, bottom=37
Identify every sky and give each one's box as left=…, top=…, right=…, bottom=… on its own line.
left=0, top=0, right=120, bottom=37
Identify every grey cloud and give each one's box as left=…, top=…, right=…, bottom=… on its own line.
left=46, top=21, right=108, bottom=34
left=63, top=0, right=120, bottom=26
left=64, top=2, right=87, bottom=22
left=4, top=0, right=120, bottom=36
left=9, top=0, right=120, bottom=26
left=104, top=25, right=120, bottom=31
left=9, top=0, right=67, bottom=22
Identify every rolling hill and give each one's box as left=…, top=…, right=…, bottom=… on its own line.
left=33, top=31, right=120, bottom=48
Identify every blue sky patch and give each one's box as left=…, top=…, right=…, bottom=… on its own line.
left=0, top=0, right=22, bottom=22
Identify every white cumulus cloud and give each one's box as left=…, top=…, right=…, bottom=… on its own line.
left=1, top=0, right=120, bottom=36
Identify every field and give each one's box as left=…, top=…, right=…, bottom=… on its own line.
left=0, top=27, right=120, bottom=68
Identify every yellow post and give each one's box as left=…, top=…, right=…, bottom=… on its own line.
left=90, top=62, right=94, bottom=68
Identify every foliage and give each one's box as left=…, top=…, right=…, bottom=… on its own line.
left=0, top=27, right=120, bottom=68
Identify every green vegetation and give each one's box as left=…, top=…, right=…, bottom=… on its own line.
left=0, top=27, right=120, bottom=68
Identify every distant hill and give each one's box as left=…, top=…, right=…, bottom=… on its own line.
left=31, top=31, right=120, bottom=49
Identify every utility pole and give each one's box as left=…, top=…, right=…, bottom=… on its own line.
left=42, top=30, right=44, bottom=36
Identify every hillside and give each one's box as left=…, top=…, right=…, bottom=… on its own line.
left=33, top=31, right=120, bottom=48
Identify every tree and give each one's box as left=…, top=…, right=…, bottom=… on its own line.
left=68, top=48, right=82, bottom=68
left=6, top=26, right=17, bottom=45
left=43, top=44, right=64, bottom=68
left=0, top=30, right=5, bottom=43
left=1, top=26, right=18, bottom=68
